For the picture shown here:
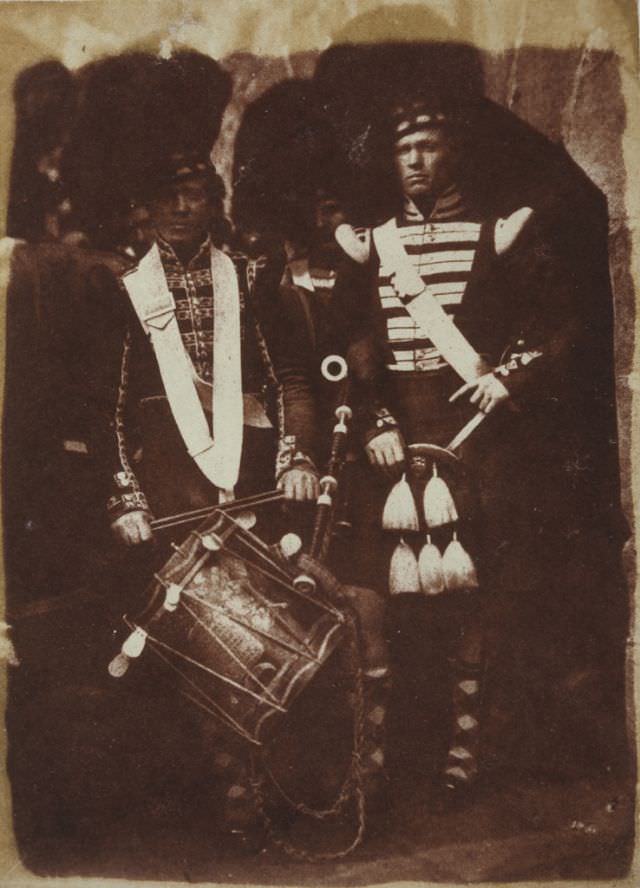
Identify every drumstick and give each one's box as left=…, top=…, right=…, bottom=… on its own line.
left=154, top=489, right=284, bottom=526
left=150, top=489, right=285, bottom=531
left=151, top=489, right=284, bottom=529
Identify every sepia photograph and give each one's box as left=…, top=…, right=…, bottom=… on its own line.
left=0, top=0, right=638, bottom=884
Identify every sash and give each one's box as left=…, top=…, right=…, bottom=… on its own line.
left=372, top=219, right=490, bottom=383
left=194, top=380, right=273, bottom=430
left=122, top=243, right=243, bottom=496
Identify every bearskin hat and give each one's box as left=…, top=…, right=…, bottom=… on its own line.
left=7, top=60, right=77, bottom=240
left=12, top=60, right=77, bottom=157
left=64, top=50, right=232, bottom=247
left=232, top=78, right=345, bottom=244
left=312, top=41, right=485, bottom=225
left=312, top=39, right=606, bottom=225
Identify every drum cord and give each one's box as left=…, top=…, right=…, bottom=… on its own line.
left=249, top=612, right=367, bottom=861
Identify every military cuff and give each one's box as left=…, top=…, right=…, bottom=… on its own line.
left=362, top=406, right=399, bottom=445
left=275, top=436, right=318, bottom=480
left=107, top=489, right=151, bottom=521
left=494, top=348, right=543, bottom=400
left=494, top=348, right=543, bottom=379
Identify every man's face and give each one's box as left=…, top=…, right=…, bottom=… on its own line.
left=123, top=205, right=154, bottom=259
left=394, top=127, right=455, bottom=200
left=315, top=193, right=347, bottom=237
left=147, top=176, right=212, bottom=249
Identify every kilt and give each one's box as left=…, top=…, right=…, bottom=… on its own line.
left=333, top=367, right=484, bottom=595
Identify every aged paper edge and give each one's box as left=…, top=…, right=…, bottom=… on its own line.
left=0, top=0, right=637, bottom=885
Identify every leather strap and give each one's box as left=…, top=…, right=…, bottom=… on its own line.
left=122, top=243, right=243, bottom=495
left=372, top=219, right=490, bottom=383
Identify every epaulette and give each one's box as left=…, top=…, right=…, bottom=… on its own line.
left=334, top=223, right=371, bottom=264
left=494, top=207, right=534, bottom=255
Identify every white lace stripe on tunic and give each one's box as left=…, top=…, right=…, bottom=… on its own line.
left=378, top=220, right=481, bottom=373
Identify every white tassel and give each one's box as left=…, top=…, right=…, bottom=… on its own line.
left=389, top=538, right=421, bottom=595
left=443, top=532, right=479, bottom=591
left=382, top=474, right=419, bottom=531
left=423, top=463, right=459, bottom=528
left=418, top=534, right=445, bottom=595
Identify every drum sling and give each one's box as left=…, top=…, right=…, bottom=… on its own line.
left=121, top=243, right=243, bottom=497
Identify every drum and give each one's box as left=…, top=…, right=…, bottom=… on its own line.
left=109, top=508, right=347, bottom=745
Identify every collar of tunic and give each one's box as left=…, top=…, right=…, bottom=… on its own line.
left=402, top=184, right=467, bottom=224
left=156, top=233, right=212, bottom=270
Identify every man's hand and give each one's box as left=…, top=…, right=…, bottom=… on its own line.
left=449, top=372, right=510, bottom=414
left=365, top=429, right=406, bottom=473
left=278, top=466, right=320, bottom=502
left=111, top=510, right=154, bottom=546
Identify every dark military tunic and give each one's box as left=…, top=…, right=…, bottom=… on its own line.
left=333, top=187, right=588, bottom=592
left=90, top=235, right=315, bottom=527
